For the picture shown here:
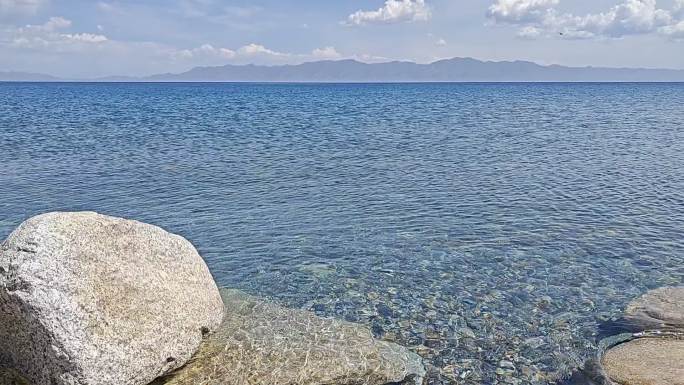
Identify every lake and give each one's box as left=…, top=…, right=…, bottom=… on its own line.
left=1, top=82, right=683, bottom=384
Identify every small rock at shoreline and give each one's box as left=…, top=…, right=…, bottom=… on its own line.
left=602, top=338, right=684, bottom=385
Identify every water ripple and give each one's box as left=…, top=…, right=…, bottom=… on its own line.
left=1, top=82, right=683, bottom=384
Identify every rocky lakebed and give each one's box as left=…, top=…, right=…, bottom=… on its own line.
left=0, top=212, right=682, bottom=385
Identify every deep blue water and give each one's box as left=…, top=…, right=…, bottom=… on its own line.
left=1, top=82, right=683, bottom=384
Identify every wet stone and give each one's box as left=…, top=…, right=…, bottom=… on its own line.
left=372, top=323, right=386, bottom=338
left=523, top=336, right=545, bottom=349
left=623, top=286, right=684, bottom=330
left=596, top=286, right=684, bottom=385
left=377, top=303, right=396, bottom=318
left=496, top=360, right=516, bottom=377
left=602, top=337, right=684, bottom=385
left=458, top=327, right=476, bottom=339
left=237, top=247, right=683, bottom=384
left=439, top=364, right=459, bottom=383
left=154, top=289, right=426, bottom=385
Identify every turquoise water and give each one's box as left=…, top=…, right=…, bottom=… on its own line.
left=1, top=82, right=683, bottom=384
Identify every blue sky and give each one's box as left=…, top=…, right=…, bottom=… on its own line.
left=1, top=0, right=683, bottom=77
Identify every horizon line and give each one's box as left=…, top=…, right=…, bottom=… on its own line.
left=3, top=56, right=684, bottom=81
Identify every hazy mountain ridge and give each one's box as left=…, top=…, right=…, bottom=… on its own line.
left=3, top=58, right=684, bottom=82
left=0, top=71, right=60, bottom=81
left=146, top=58, right=684, bottom=82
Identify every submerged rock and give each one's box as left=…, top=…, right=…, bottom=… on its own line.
left=0, top=212, right=224, bottom=385
left=602, top=337, right=684, bottom=385
left=623, top=286, right=684, bottom=330
left=154, top=289, right=426, bottom=385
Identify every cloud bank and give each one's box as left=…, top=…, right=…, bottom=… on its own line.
left=176, top=44, right=345, bottom=63
left=8, top=17, right=108, bottom=50
left=0, top=15, right=357, bottom=77
left=488, top=0, right=684, bottom=39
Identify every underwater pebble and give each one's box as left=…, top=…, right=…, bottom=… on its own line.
left=236, top=240, right=680, bottom=385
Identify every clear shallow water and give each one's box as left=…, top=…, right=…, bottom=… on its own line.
left=1, top=82, right=683, bottom=384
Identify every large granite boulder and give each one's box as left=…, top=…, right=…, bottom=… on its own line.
left=0, top=212, right=224, bottom=385
left=153, top=289, right=426, bottom=385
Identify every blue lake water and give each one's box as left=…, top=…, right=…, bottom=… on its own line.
left=1, top=82, right=683, bottom=384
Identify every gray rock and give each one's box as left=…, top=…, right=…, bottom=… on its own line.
left=585, top=287, right=684, bottom=385
left=623, top=286, right=684, bottom=330
left=602, top=337, right=684, bottom=385
left=0, top=212, right=224, bottom=385
left=153, top=289, right=426, bottom=385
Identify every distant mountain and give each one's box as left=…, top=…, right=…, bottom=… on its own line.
left=3, top=58, right=684, bottom=82
left=142, top=58, right=684, bottom=82
left=0, top=71, right=60, bottom=82
left=94, top=75, right=140, bottom=82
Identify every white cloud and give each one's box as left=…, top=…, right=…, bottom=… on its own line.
left=0, top=0, right=46, bottom=15
left=350, top=53, right=392, bottom=63
left=35, top=16, right=71, bottom=31
left=172, top=43, right=235, bottom=60
left=675, top=0, right=684, bottom=13
left=237, top=43, right=288, bottom=57
left=312, top=46, right=341, bottom=59
left=487, top=0, right=558, bottom=23
left=171, top=43, right=345, bottom=64
left=427, top=32, right=447, bottom=47
left=346, top=0, right=431, bottom=26
left=61, top=33, right=108, bottom=43
left=170, top=44, right=388, bottom=66
left=168, top=43, right=287, bottom=63
left=661, top=19, right=684, bottom=38
left=488, top=0, right=684, bottom=40
left=516, top=25, right=542, bottom=38
left=7, top=17, right=108, bottom=49
left=563, top=0, right=672, bottom=38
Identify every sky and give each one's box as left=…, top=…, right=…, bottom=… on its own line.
left=1, top=0, right=683, bottom=78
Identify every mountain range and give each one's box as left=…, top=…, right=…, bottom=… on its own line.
left=3, top=57, right=684, bottom=82
left=0, top=71, right=61, bottom=81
